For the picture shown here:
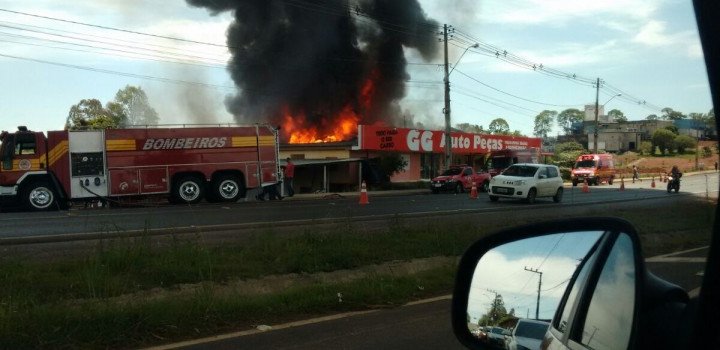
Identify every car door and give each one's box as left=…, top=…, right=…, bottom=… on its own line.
left=535, top=166, right=551, bottom=196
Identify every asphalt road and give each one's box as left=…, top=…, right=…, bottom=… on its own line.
left=1, top=172, right=717, bottom=240
left=148, top=247, right=708, bottom=350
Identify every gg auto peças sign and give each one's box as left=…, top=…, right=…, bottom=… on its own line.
left=357, top=125, right=542, bottom=154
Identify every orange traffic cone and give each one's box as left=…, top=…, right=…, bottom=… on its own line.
left=619, top=176, right=625, bottom=191
left=469, top=182, right=478, bottom=199
left=651, top=177, right=656, bottom=188
left=359, top=181, right=369, bottom=205
left=582, top=178, right=590, bottom=193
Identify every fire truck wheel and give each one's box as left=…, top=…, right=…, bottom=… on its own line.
left=608, top=176, right=614, bottom=185
left=23, top=181, right=57, bottom=211
left=174, top=176, right=205, bottom=204
left=213, top=175, right=242, bottom=202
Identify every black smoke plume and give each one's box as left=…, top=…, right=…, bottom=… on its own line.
left=187, top=0, right=439, bottom=141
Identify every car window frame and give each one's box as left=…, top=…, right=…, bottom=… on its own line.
left=555, top=231, right=643, bottom=350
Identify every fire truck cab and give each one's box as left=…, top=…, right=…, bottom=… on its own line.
left=0, top=126, right=62, bottom=210
left=1, top=125, right=280, bottom=211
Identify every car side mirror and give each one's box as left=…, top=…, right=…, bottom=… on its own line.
left=452, top=217, right=690, bottom=349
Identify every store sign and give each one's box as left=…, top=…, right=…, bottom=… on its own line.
left=358, top=125, right=541, bottom=154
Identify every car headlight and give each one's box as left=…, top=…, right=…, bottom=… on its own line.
left=448, top=179, right=456, bottom=182
left=515, top=180, right=526, bottom=186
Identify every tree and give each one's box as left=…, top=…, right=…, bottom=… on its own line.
left=552, top=141, right=586, bottom=168
left=639, top=141, right=653, bottom=155
left=488, top=118, right=510, bottom=135
left=478, top=294, right=509, bottom=326
left=113, top=85, right=159, bottom=126
left=533, top=110, right=557, bottom=138
left=608, top=109, right=627, bottom=123
left=661, top=107, right=686, bottom=121
left=377, top=152, right=408, bottom=182
left=455, top=123, right=484, bottom=134
left=652, top=129, right=676, bottom=155
left=646, top=114, right=659, bottom=121
left=65, top=99, right=121, bottom=130
left=556, top=108, right=585, bottom=134
left=511, top=130, right=525, bottom=137
left=674, top=135, right=697, bottom=154
left=664, top=125, right=679, bottom=135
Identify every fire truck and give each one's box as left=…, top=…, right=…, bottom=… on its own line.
left=0, top=125, right=280, bottom=211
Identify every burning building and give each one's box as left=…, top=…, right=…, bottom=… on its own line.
left=186, top=0, right=440, bottom=143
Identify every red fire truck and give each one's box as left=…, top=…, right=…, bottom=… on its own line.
left=0, top=125, right=280, bottom=211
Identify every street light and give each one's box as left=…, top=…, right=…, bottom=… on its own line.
left=444, top=42, right=479, bottom=167
left=593, top=93, right=622, bottom=153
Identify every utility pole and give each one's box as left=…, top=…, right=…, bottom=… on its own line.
left=443, top=23, right=452, bottom=168
left=593, top=77, right=600, bottom=154
left=524, top=267, right=543, bottom=319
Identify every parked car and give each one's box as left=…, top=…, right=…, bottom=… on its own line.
left=485, top=326, right=511, bottom=349
left=488, top=164, right=564, bottom=203
left=430, top=165, right=491, bottom=194
left=506, top=318, right=550, bottom=350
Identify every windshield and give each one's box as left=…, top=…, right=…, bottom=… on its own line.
left=487, top=157, right=512, bottom=170
left=440, top=168, right=463, bottom=176
left=502, top=165, right=539, bottom=177
left=490, top=327, right=505, bottom=334
left=514, top=321, right=549, bottom=339
left=575, top=160, right=596, bottom=168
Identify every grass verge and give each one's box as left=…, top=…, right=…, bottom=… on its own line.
left=0, top=263, right=456, bottom=349
left=0, top=197, right=715, bottom=348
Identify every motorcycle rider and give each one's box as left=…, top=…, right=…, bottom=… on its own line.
left=670, top=165, right=682, bottom=179
left=668, top=165, right=682, bottom=192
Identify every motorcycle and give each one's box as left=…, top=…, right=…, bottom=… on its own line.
left=667, top=172, right=681, bottom=193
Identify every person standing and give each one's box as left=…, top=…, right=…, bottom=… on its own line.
left=284, top=158, right=295, bottom=197
left=632, top=165, right=640, bottom=183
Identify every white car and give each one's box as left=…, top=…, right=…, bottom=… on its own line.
left=506, top=318, right=550, bottom=350
left=489, top=164, right=564, bottom=203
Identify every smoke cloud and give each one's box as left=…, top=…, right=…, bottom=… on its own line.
left=186, top=0, right=439, bottom=141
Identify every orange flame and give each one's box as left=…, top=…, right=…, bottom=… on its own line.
left=282, top=70, right=378, bottom=144
left=283, top=105, right=359, bottom=143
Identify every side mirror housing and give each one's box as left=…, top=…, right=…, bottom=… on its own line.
left=451, top=217, right=688, bottom=350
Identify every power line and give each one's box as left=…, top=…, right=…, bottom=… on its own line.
left=0, top=53, right=236, bottom=90
left=0, top=8, right=228, bottom=47
left=454, top=69, right=582, bottom=108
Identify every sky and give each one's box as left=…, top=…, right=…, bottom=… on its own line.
left=0, top=0, right=712, bottom=137
left=467, top=231, right=603, bottom=323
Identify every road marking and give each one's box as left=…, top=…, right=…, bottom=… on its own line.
left=645, top=256, right=706, bottom=263
left=645, top=246, right=709, bottom=263
left=143, top=294, right=452, bottom=350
